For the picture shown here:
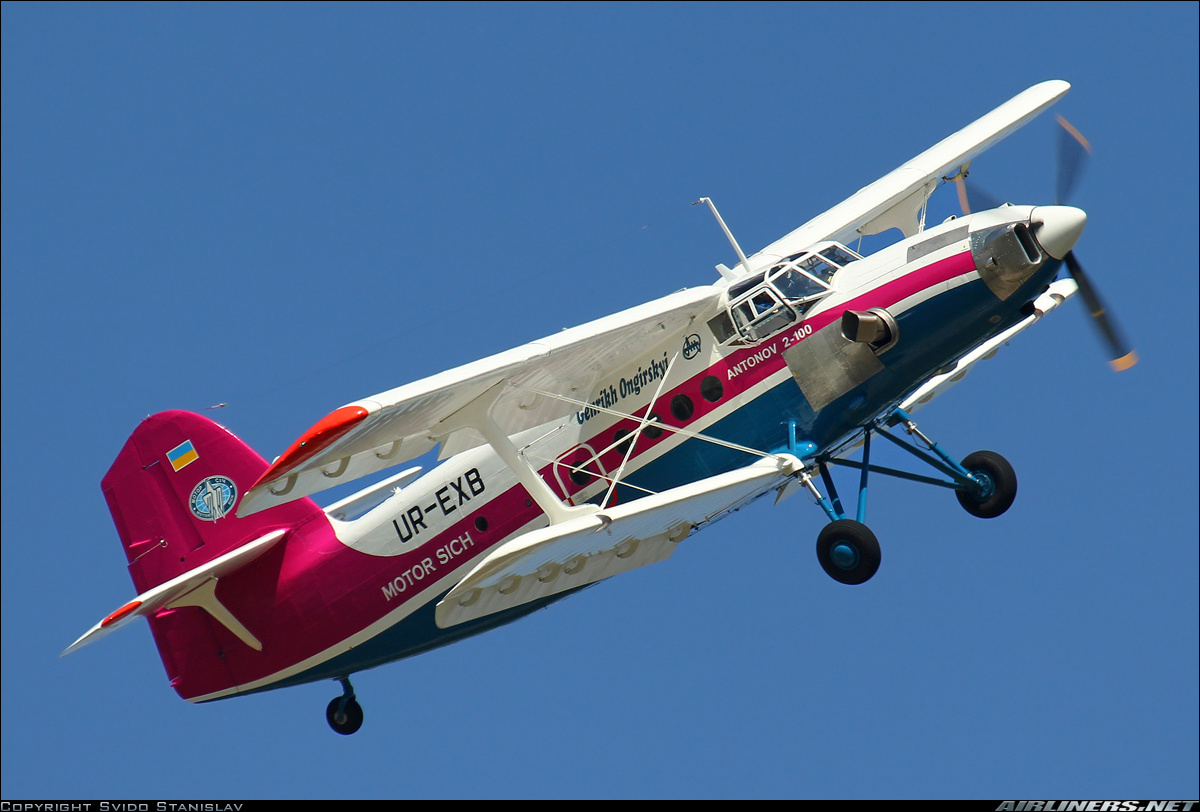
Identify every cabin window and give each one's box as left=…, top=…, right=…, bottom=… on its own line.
left=642, top=414, right=664, bottom=439
left=613, top=428, right=633, bottom=455
left=700, top=375, right=723, bottom=402
left=670, top=394, right=695, bottom=422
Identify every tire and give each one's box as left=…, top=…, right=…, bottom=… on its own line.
left=956, top=450, right=1017, bottom=519
left=816, top=519, right=881, bottom=585
left=326, top=696, right=364, bottom=735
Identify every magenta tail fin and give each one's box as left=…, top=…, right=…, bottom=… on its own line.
left=91, top=411, right=334, bottom=699
left=103, top=411, right=324, bottom=594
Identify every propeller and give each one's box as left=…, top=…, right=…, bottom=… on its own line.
left=951, top=114, right=1091, bottom=214
left=949, top=114, right=1137, bottom=372
left=949, top=162, right=1004, bottom=215
left=1063, top=250, right=1139, bottom=371
left=1050, top=114, right=1138, bottom=372
left=1055, top=114, right=1090, bottom=205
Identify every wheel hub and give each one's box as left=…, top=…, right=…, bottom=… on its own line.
left=968, top=470, right=995, bottom=501
left=830, top=542, right=859, bottom=570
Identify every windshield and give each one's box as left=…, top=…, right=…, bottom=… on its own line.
left=771, top=267, right=827, bottom=301
left=767, top=252, right=837, bottom=304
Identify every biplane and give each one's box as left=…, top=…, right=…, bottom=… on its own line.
left=66, top=80, right=1134, bottom=734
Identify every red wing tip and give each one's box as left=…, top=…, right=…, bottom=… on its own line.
left=253, top=405, right=370, bottom=489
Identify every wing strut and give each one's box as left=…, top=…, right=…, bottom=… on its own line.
left=433, top=381, right=597, bottom=526
left=599, top=351, right=679, bottom=507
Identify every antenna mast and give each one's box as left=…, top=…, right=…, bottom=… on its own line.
left=695, top=197, right=751, bottom=280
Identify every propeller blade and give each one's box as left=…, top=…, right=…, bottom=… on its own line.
left=1064, top=251, right=1138, bottom=372
left=1055, top=115, right=1092, bottom=204
left=955, top=175, right=971, bottom=215
left=949, top=166, right=1004, bottom=215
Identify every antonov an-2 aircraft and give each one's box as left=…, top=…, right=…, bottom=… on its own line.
left=66, top=80, right=1134, bottom=734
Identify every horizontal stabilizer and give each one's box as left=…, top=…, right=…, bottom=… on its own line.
left=62, top=529, right=287, bottom=656
left=899, top=278, right=1077, bottom=414
left=435, top=455, right=800, bottom=628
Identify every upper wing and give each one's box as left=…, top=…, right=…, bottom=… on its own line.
left=746, top=80, right=1071, bottom=268
left=239, top=285, right=721, bottom=516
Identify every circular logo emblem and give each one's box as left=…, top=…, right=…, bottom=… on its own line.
left=682, top=333, right=702, bottom=360
left=189, top=476, right=238, bottom=522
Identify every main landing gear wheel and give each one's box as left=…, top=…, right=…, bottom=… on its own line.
left=955, top=450, right=1017, bottom=519
left=326, top=696, right=364, bottom=735
left=816, top=519, right=881, bottom=585
left=327, top=676, right=363, bottom=735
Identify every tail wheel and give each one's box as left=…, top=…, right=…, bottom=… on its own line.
left=816, top=519, right=881, bottom=585
left=956, top=450, right=1017, bottom=519
left=326, top=696, right=364, bottom=735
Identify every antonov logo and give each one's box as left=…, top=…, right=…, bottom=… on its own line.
left=683, top=333, right=702, bottom=359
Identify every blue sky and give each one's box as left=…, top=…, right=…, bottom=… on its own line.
left=3, top=1, right=1197, bottom=800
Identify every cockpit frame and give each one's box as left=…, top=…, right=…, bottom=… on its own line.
left=709, top=242, right=862, bottom=346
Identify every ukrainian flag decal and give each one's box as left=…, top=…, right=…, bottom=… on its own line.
left=167, top=440, right=199, bottom=471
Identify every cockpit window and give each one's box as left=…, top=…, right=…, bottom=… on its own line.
left=819, top=245, right=860, bottom=268
left=730, top=287, right=794, bottom=343
left=771, top=266, right=827, bottom=301
left=718, top=243, right=860, bottom=345
left=766, top=252, right=837, bottom=305
left=728, top=271, right=766, bottom=300
left=796, top=254, right=838, bottom=282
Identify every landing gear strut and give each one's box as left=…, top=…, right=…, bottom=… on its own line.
left=326, top=676, right=363, bottom=735
left=792, top=407, right=1018, bottom=585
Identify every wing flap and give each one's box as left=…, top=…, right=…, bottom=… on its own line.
left=240, top=285, right=720, bottom=516
left=435, top=455, right=800, bottom=628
